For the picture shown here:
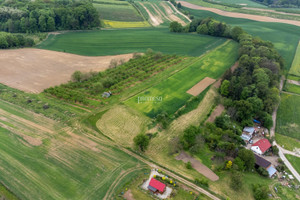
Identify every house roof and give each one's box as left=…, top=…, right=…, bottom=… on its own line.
left=255, top=154, right=271, bottom=168
left=147, top=185, right=157, bottom=192
left=149, top=178, right=166, bottom=193
left=243, top=127, right=255, bottom=134
left=267, top=166, right=277, bottom=177
left=252, top=139, right=271, bottom=153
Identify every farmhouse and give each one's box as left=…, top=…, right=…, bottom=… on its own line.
left=241, top=127, right=255, bottom=143
left=254, top=155, right=277, bottom=177
left=251, top=139, right=271, bottom=155
left=148, top=178, right=166, bottom=194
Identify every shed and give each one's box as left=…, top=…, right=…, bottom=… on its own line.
left=254, top=154, right=271, bottom=169
left=148, top=178, right=166, bottom=194
left=267, top=166, right=277, bottom=177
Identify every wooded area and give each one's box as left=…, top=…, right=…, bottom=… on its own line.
left=0, top=0, right=100, bottom=33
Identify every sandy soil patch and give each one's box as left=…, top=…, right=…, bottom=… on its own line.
left=124, top=189, right=135, bottom=200
left=187, top=77, right=216, bottom=96
left=0, top=48, right=134, bottom=93
left=287, top=79, right=300, bottom=86
left=178, top=1, right=300, bottom=27
left=206, top=104, right=225, bottom=123
left=176, top=151, right=219, bottom=181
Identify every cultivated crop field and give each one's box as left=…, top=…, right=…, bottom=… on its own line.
left=276, top=93, right=300, bottom=140
left=0, top=99, right=146, bottom=200
left=0, top=48, right=133, bottom=93
left=37, top=29, right=225, bottom=56
left=289, top=41, right=300, bottom=76
left=134, top=0, right=190, bottom=26
left=184, top=8, right=300, bottom=70
left=286, top=155, right=300, bottom=174
left=93, top=0, right=144, bottom=22
left=125, top=40, right=238, bottom=116
left=210, top=0, right=267, bottom=7
left=283, top=83, right=300, bottom=94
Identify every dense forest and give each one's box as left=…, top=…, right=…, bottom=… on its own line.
left=253, top=0, right=300, bottom=8
left=0, top=31, right=34, bottom=48
left=0, top=0, right=100, bottom=33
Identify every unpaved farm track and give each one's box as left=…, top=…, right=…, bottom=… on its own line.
left=179, top=1, right=300, bottom=27
left=0, top=49, right=134, bottom=93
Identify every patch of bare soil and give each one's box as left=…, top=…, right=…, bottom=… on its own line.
left=187, top=77, right=216, bottom=96
left=287, top=79, right=300, bottom=86
left=0, top=48, right=134, bottom=93
left=178, top=1, right=300, bottom=27
left=206, top=104, right=225, bottom=123
left=123, top=189, right=135, bottom=200
left=176, top=151, right=219, bottom=181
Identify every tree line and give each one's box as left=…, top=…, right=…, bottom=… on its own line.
left=170, top=17, right=282, bottom=129
left=0, top=0, right=100, bottom=33
left=0, top=31, right=34, bottom=48
left=253, top=0, right=300, bottom=8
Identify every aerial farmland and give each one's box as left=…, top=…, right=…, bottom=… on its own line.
left=0, top=0, right=300, bottom=200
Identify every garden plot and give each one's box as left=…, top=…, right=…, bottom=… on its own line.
left=186, top=77, right=216, bottom=96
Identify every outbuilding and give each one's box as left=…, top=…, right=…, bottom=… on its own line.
left=147, top=178, right=166, bottom=194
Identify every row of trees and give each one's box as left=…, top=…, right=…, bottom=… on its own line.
left=0, top=0, right=100, bottom=33
left=0, top=31, right=34, bottom=48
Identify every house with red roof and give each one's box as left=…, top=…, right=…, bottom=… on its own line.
left=251, top=139, right=271, bottom=155
left=147, top=178, right=166, bottom=194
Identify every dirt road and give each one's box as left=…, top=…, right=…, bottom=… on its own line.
left=0, top=48, right=134, bottom=93
left=178, top=1, right=300, bottom=27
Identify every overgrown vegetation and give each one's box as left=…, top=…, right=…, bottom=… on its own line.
left=0, top=31, right=34, bottom=48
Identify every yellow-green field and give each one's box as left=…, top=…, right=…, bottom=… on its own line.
left=103, top=20, right=150, bottom=28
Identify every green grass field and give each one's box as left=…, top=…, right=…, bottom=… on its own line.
left=289, top=41, right=300, bottom=76
left=125, top=40, right=238, bottom=117
left=210, top=0, right=267, bottom=8
left=276, top=133, right=300, bottom=151
left=286, top=155, right=300, bottom=174
left=37, top=28, right=226, bottom=56
left=276, top=93, right=300, bottom=140
left=287, top=74, right=300, bottom=81
left=184, top=7, right=300, bottom=70
left=0, top=99, right=145, bottom=200
left=93, top=2, right=144, bottom=22
left=284, top=82, right=300, bottom=94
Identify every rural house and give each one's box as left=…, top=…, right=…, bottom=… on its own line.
left=241, top=127, right=255, bottom=143
left=254, top=155, right=277, bottom=177
left=148, top=178, right=166, bottom=194
left=251, top=139, right=271, bottom=155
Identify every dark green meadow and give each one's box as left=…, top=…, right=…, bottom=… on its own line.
left=184, top=8, right=300, bottom=70
left=37, top=28, right=226, bottom=56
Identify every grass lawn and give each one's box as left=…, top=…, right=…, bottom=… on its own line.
left=184, top=8, right=300, bottom=70
left=37, top=28, right=226, bottom=56
left=289, top=41, right=300, bottom=76
left=286, top=155, right=300, bottom=174
left=0, top=184, right=18, bottom=200
left=275, top=133, right=300, bottom=151
left=93, top=2, right=144, bottom=22
left=125, top=40, right=238, bottom=117
left=287, top=74, right=300, bottom=81
left=283, top=82, right=300, bottom=94
left=276, top=93, right=300, bottom=140
left=275, top=183, right=300, bottom=200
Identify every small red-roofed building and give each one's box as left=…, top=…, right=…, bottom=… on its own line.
left=147, top=178, right=166, bottom=194
left=251, top=139, right=271, bottom=155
